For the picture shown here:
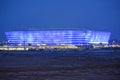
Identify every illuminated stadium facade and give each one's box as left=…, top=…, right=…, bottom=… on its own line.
left=5, top=30, right=111, bottom=45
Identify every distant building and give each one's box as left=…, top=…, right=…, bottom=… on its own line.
left=5, top=30, right=111, bottom=45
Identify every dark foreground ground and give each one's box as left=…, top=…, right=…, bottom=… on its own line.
left=0, top=51, right=120, bottom=80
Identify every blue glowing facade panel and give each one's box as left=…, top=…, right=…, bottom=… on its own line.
left=5, top=30, right=111, bottom=45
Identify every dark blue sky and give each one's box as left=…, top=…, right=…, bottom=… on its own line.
left=0, top=0, right=120, bottom=41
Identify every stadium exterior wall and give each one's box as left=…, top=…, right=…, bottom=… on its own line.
left=5, top=30, right=111, bottom=45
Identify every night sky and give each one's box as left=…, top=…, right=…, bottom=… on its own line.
left=0, top=0, right=120, bottom=41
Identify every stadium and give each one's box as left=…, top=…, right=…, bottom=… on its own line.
left=5, top=30, right=111, bottom=46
